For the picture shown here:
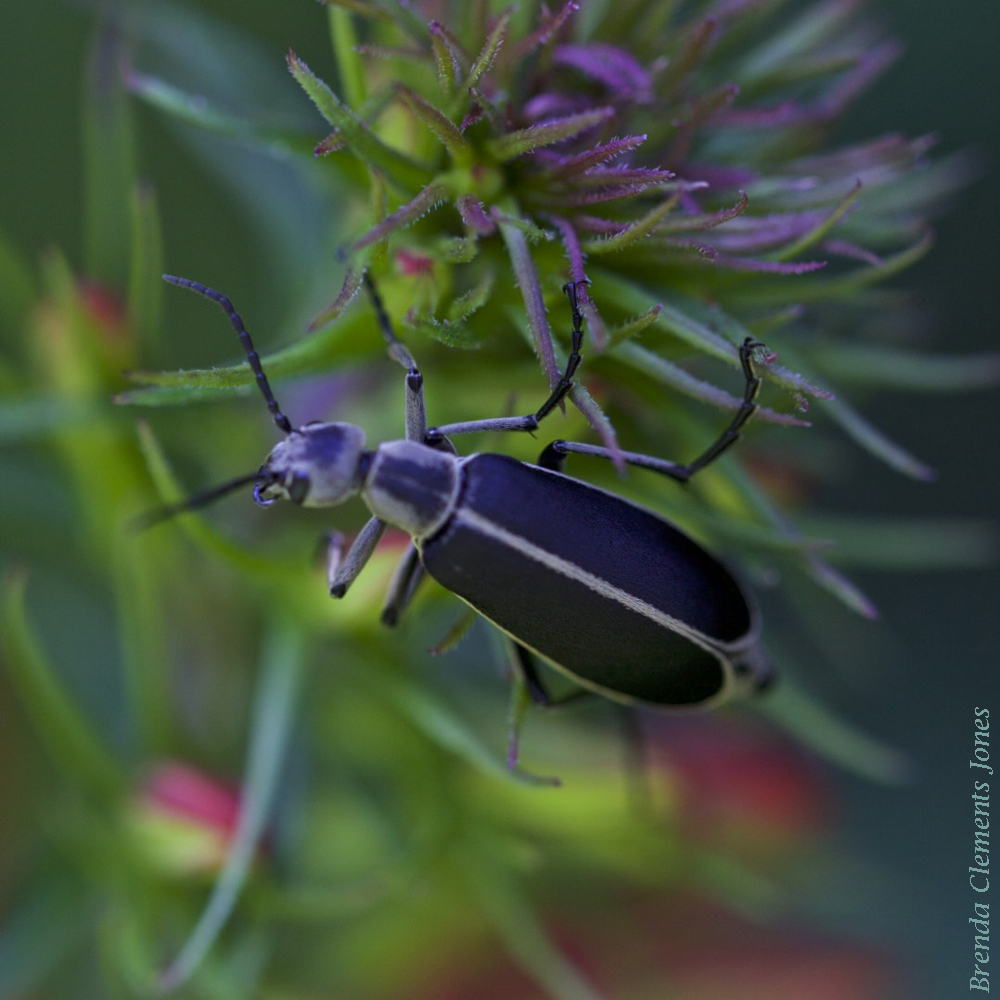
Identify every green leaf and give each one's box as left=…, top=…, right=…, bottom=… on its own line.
left=158, top=615, right=309, bottom=992
left=0, top=228, right=37, bottom=340
left=349, top=181, right=449, bottom=253
left=497, top=214, right=560, bottom=387
left=135, top=420, right=301, bottom=578
left=118, top=303, right=378, bottom=407
left=0, top=570, right=123, bottom=800
left=461, top=6, right=512, bottom=93
left=802, top=549, right=880, bottom=620
left=606, top=304, right=663, bottom=348
left=396, top=85, right=471, bottom=161
left=127, top=69, right=310, bottom=157
left=614, top=341, right=809, bottom=428
left=287, top=49, right=432, bottom=192
left=326, top=6, right=368, bottom=108
left=800, top=516, right=997, bottom=570
left=126, top=181, right=163, bottom=348
left=771, top=179, right=862, bottom=261
left=735, top=231, right=934, bottom=305
left=376, top=672, right=557, bottom=788
left=460, top=847, right=610, bottom=1000
left=813, top=343, right=1000, bottom=392
left=739, top=0, right=860, bottom=88
left=0, top=396, right=103, bottom=442
left=581, top=196, right=680, bottom=255
left=429, top=21, right=468, bottom=90
left=820, top=395, right=935, bottom=480
left=754, top=681, right=911, bottom=784
left=405, top=314, right=480, bottom=348
left=319, top=0, right=392, bottom=17
left=488, top=107, right=615, bottom=162
left=82, top=20, right=136, bottom=285
left=305, top=264, right=366, bottom=333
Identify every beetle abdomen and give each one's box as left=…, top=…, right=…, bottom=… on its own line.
left=419, top=454, right=757, bottom=706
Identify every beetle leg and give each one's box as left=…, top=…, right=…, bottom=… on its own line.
left=676, top=336, right=767, bottom=479
left=540, top=337, right=768, bottom=482
left=429, top=281, right=588, bottom=438
left=509, top=642, right=553, bottom=706
left=614, top=706, right=659, bottom=823
left=380, top=542, right=427, bottom=626
left=327, top=516, right=387, bottom=597
left=508, top=641, right=594, bottom=710
left=362, top=272, right=428, bottom=442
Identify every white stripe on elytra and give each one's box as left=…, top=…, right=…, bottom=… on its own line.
left=455, top=507, right=729, bottom=660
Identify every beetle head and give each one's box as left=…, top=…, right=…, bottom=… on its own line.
left=255, top=422, right=368, bottom=508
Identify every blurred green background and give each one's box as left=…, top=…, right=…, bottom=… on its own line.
left=1, top=1, right=997, bottom=998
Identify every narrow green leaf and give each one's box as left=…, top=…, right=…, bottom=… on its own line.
left=0, top=396, right=102, bottom=441
left=735, top=232, right=934, bottom=305
left=82, top=19, right=136, bottom=284
left=349, top=182, right=449, bottom=252
left=127, top=181, right=163, bottom=347
left=461, top=849, right=610, bottom=1000
left=820, top=395, right=936, bottom=480
left=447, top=270, right=495, bottom=322
left=404, top=271, right=495, bottom=347
left=491, top=210, right=554, bottom=243
left=813, top=343, right=1000, bottom=392
left=114, top=527, right=174, bottom=754
left=327, top=7, right=367, bottom=109
left=319, top=0, right=391, bottom=17
left=0, top=570, right=124, bottom=800
left=656, top=191, right=748, bottom=234
left=803, top=550, right=880, bottom=620
left=461, top=6, right=512, bottom=92
left=754, top=681, right=911, bottom=784
left=772, top=180, right=862, bottom=262
left=568, top=382, right=624, bottom=470
left=376, top=673, right=558, bottom=788
left=581, top=196, right=680, bottom=254
left=0, top=228, right=37, bottom=339
left=305, top=264, right=366, bottom=333
left=606, top=304, right=663, bottom=348
left=659, top=16, right=717, bottom=99
left=429, top=21, right=467, bottom=89
left=497, top=216, right=560, bottom=387
left=614, top=341, right=809, bottom=428
left=126, top=69, right=312, bottom=158
left=488, top=107, right=614, bottom=162
left=135, top=420, right=301, bottom=578
left=440, top=232, right=479, bottom=262
left=396, top=85, right=471, bottom=161
left=287, top=49, right=432, bottom=191
left=594, top=270, right=832, bottom=404
left=405, top=314, right=480, bottom=348
left=159, top=615, right=309, bottom=992
left=740, top=0, right=858, bottom=87
left=118, top=303, right=377, bottom=405
left=799, top=516, right=997, bottom=569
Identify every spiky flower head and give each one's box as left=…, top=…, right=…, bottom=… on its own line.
left=267, top=0, right=975, bottom=620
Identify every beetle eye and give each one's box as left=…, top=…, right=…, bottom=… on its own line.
left=287, top=474, right=310, bottom=504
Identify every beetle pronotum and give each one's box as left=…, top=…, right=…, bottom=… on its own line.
left=153, top=274, right=773, bottom=719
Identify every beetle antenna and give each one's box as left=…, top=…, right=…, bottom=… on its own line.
left=133, top=470, right=265, bottom=532
left=361, top=270, right=419, bottom=372
left=163, top=275, right=294, bottom=436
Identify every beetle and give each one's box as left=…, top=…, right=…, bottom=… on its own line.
left=154, top=273, right=773, bottom=714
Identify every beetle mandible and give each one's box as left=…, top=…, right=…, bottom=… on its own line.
left=155, top=273, right=773, bottom=711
